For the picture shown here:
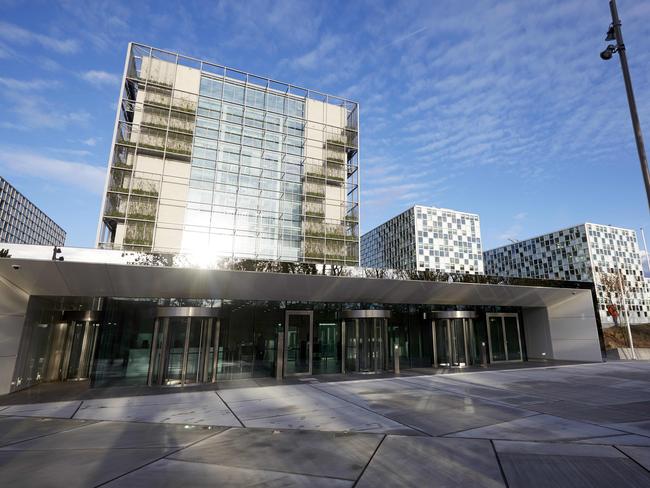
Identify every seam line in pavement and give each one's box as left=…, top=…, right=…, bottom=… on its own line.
left=70, top=400, right=83, bottom=419
left=352, top=434, right=386, bottom=488
left=440, top=413, right=544, bottom=438
left=214, top=391, right=245, bottom=427
left=0, top=419, right=100, bottom=448
left=398, top=376, right=649, bottom=439
left=92, top=427, right=228, bottom=487
left=309, top=384, right=431, bottom=437
left=612, top=445, right=650, bottom=474
left=490, top=439, right=510, bottom=488
left=164, top=456, right=359, bottom=482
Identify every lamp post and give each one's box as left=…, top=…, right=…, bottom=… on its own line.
left=601, top=0, right=650, bottom=212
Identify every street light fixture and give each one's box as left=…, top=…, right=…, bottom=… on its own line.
left=601, top=0, right=650, bottom=211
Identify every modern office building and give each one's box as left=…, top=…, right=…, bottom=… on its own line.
left=0, top=244, right=602, bottom=396
left=0, top=176, right=66, bottom=246
left=360, top=205, right=484, bottom=274
left=0, top=44, right=605, bottom=398
left=484, top=223, right=650, bottom=325
left=97, top=43, right=359, bottom=265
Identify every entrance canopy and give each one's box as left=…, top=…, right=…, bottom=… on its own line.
left=0, top=245, right=604, bottom=395
left=0, top=247, right=591, bottom=309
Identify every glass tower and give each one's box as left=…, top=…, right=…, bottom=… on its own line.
left=97, top=43, right=360, bottom=265
left=0, top=176, right=66, bottom=246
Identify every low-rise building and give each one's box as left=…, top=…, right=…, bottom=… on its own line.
left=483, top=223, right=649, bottom=325
left=360, top=205, right=483, bottom=274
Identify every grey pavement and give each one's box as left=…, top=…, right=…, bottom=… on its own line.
left=0, top=361, right=649, bottom=486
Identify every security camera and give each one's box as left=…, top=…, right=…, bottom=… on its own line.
left=11, top=264, right=20, bottom=270
left=600, top=44, right=617, bottom=60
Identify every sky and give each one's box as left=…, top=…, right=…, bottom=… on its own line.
left=1, top=0, right=650, bottom=252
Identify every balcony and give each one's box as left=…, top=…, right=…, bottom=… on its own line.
left=104, top=209, right=125, bottom=219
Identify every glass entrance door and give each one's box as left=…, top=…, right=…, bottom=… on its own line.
left=43, top=320, right=100, bottom=382
left=285, top=311, right=312, bottom=375
left=487, top=313, right=523, bottom=362
left=433, top=319, right=470, bottom=367
left=344, top=317, right=389, bottom=373
left=148, top=310, right=219, bottom=386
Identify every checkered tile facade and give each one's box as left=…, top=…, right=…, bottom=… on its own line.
left=484, top=223, right=650, bottom=325
left=361, top=205, right=484, bottom=274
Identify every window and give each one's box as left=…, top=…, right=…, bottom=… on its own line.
left=200, top=77, right=222, bottom=99
left=223, top=82, right=244, bottom=104
left=286, top=98, right=304, bottom=117
left=245, top=88, right=265, bottom=109
left=267, top=93, right=285, bottom=113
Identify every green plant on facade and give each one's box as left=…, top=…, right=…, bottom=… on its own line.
left=172, top=99, right=197, bottom=113
left=123, top=237, right=152, bottom=246
left=104, top=210, right=126, bottom=218
left=127, top=212, right=156, bottom=221
left=131, top=188, right=159, bottom=197
left=138, top=142, right=165, bottom=152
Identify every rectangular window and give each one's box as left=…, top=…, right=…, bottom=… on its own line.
left=244, top=108, right=264, bottom=129
left=286, top=98, right=304, bottom=117
left=245, top=88, right=265, bottom=109
left=223, top=81, right=245, bottom=104
left=200, top=77, right=223, bottom=99
left=267, top=93, right=285, bottom=113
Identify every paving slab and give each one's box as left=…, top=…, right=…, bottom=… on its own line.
left=402, top=376, right=548, bottom=407
left=0, top=420, right=224, bottom=450
left=169, top=427, right=382, bottom=480
left=319, top=385, right=536, bottom=436
left=493, top=440, right=626, bottom=457
left=222, top=382, right=416, bottom=434
left=0, top=416, right=96, bottom=447
left=242, top=402, right=416, bottom=434
left=104, top=458, right=353, bottom=487
left=356, top=436, right=505, bottom=488
left=0, top=447, right=172, bottom=488
left=0, top=400, right=82, bottom=418
left=448, top=413, right=623, bottom=441
left=75, top=391, right=240, bottom=426
left=576, top=434, right=650, bottom=446
left=605, top=420, right=650, bottom=437
left=494, top=440, right=650, bottom=488
left=617, top=445, right=650, bottom=471
left=533, top=400, right=650, bottom=424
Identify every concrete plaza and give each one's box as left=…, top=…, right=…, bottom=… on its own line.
left=1, top=361, right=650, bottom=487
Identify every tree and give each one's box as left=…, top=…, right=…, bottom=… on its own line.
left=598, top=271, right=627, bottom=326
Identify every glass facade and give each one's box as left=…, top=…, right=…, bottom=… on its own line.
left=0, top=176, right=66, bottom=246
left=99, top=43, right=359, bottom=265
left=11, top=296, right=525, bottom=392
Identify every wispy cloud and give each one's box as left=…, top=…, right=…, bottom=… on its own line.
left=0, top=147, right=105, bottom=194
left=82, top=137, right=99, bottom=147
left=0, top=77, right=58, bottom=91
left=81, top=70, right=120, bottom=86
left=0, top=21, right=79, bottom=54
left=1, top=93, right=90, bottom=130
left=498, top=212, right=529, bottom=243
left=290, top=35, right=341, bottom=71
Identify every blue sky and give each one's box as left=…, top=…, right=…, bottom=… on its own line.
left=1, top=0, right=650, bottom=251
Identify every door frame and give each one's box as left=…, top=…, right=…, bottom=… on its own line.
left=148, top=307, right=221, bottom=386
left=432, top=318, right=470, bottom=367
left=284, top=310, right=313, bottom=376
left=486, top=313, right=523, bottom=363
